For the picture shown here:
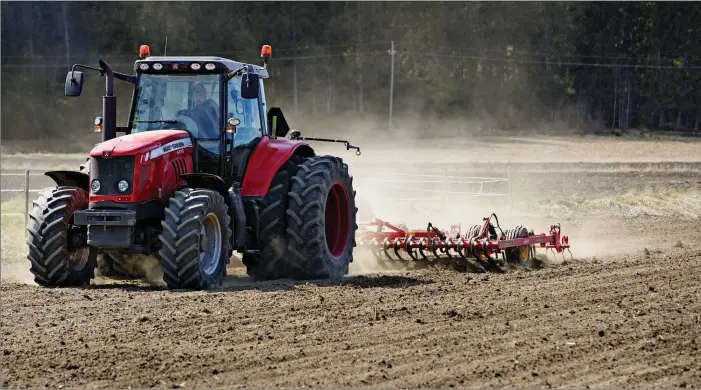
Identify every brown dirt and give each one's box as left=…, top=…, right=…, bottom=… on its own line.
left=2, top=135, right=701, bottom=388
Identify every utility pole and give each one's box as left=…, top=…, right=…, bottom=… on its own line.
left=388, top=40, right=395, bottom=132
left=292, top=31, right=299, bottom=115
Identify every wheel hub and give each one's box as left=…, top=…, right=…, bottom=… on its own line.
left=199, top=212, right=222, bottom=275
left=325, top=181, right=351, bottom=259
left=68, top=246, right=90, bottom=271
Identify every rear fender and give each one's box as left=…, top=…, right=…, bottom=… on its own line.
left=241, top=136, right=315, bottom=197
left=45, top=171, right=90, bottom=191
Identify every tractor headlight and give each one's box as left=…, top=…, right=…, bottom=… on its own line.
left=152, top=63, right=163, bottom=70
left=91, top=180, right=101, bottom=193
left=190, top=62, right=201, bottom=71
left=204, top=63, right=216, bottom=71
left=139, top=63, right=149, bottom=71
left=117, top=180, right=129, bottom=192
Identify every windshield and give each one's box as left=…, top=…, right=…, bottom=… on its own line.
left=130, top=74, right=220, bottom=140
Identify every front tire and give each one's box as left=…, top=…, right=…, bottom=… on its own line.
left=158, top=188, right=231, bottom=290
left=26, top=186, right=97, bottom=287
left=284, top=156, right=357, bottom=279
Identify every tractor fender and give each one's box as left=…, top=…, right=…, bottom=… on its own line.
left=45, top=171, right=90, bottom=191
left=240, top=137, right=315, bottom=197
left=228, top=184, right=247, bottom=250
left=180, top=173, right=230, bottom=202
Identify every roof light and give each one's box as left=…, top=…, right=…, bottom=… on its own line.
left=139, top=63, right=149, bottom=71
left=204, top=63, right=216, bottom=71
left=190, top=63, right=201, bottom=70
left=261, top=45, right=272, bottom=58
left=153, top=63, right=163, bottom=70
left=139, top=45, right=150, bottom=58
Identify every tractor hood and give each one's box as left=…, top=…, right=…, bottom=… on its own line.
left=89, top=130, right=191, bottom=158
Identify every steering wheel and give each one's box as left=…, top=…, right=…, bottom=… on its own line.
left=154, top=114, right=200, bottom=138
left=171, top=115, right=199, bottom=135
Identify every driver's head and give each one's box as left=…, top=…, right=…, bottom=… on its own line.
left=192, top=83, right=207, bottom=106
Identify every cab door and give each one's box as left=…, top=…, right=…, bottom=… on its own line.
left=227, top=74, right=264, bottom=184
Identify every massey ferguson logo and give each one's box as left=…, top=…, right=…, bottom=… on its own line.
left=144, top=138, right=193, bottom=161
left=162, top=141, right=185, bottom=152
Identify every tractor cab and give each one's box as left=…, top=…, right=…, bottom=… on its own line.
left=126, top=50, right=271, bottom=183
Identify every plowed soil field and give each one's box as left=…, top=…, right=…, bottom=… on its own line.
left=2, top=134, right=700, bottom=388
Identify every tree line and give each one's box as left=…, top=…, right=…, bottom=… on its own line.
left=2, top=1, right=700, bottom=145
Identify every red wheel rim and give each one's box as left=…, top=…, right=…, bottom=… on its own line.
left=325, top=181, right=351, bottom=259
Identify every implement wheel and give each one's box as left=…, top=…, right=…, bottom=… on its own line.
left=504, top=225, right=531, bottom=267
left=158, top=188, right=231, bottom=290
left=26, top=186, right=97, bottom=287
left=284, top=156, right=357, bottom=279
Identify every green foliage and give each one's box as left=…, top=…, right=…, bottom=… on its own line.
left=1, top=1, right=700, bottom=145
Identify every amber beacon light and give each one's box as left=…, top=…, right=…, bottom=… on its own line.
left=139, top=45, right=150, bottom=58
left=261, top=45, right=272, bottom=58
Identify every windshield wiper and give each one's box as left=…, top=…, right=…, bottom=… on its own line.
left=134, top=120, right=178, bottom=124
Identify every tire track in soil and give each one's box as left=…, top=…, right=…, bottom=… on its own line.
left=2, top=226, right=700, bottom=389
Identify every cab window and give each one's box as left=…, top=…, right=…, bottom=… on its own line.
left=227, top=75, right=262, bottom=146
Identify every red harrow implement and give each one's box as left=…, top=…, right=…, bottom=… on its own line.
left=358, top=213, right=572, bottom=272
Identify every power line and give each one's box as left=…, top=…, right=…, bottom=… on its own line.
left=0, top=51, right=391, bottom=70
left=0, top=41, right=391, bottom=60
left=3, top=50, right=701, bottom=71
left=427, top=44, right=701, bottom=63
left=401, top=51, right=701, bottom=70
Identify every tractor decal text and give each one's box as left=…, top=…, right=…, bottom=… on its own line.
left=144, top=138, right=193, bottom=162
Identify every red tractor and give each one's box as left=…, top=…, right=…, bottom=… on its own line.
left=26, top=44, right=361, bottom=290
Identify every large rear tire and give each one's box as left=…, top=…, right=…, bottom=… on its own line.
left=242, top=157, right=302, bottom=281
left=284, top=156, right=357, bottom=280
left=26, top=186, right=97, bottom=287
left=158, top=188, right=231, bottom=290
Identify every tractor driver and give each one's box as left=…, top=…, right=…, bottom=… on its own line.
left=184, top=83, right=219, bottom=139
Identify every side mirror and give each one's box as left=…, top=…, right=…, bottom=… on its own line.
left=65, top=71, right=84, bottom=97
left=240, top=73, right=260, bottom=99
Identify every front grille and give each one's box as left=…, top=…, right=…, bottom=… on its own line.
left=90, top=156, right=135, bottom=195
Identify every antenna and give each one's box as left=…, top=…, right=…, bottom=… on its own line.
left=164, top=37, right=168, bottom=56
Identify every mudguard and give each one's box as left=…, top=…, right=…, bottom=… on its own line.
left=180, top=173, right=230, bottom=201
left=241, top=136, right=314, bottom=197
left=228, top=184, right=247, bottom=249
left=45, top=171, right=90, bottom=191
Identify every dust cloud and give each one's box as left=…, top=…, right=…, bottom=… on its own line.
left=1, top=261, right=37, bottom=285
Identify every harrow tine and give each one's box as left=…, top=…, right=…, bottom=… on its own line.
left=392, top=238, right=409, bottom=262
left=382, top=239, right=396, bottom=262
left=404, top=238, right=419, bottom=262
left=417, top=239, right=429, bottom=261
left=430, top=238, right=442, bottom=260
